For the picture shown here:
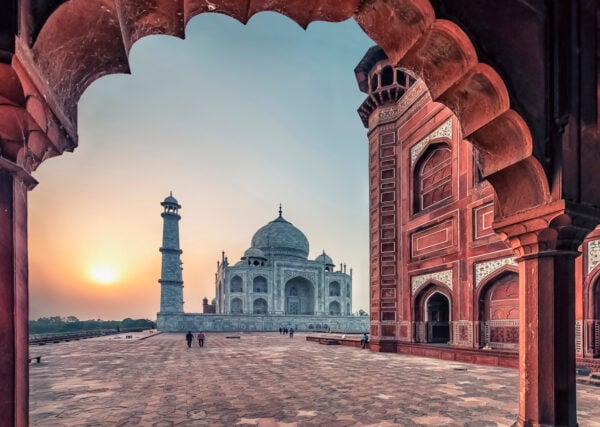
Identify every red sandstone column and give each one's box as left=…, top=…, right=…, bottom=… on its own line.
left=497, top=210, right=590, bottom=427
left=515, top=249, right=578, bottom=426
left=0, top=160, right=35, bottom=427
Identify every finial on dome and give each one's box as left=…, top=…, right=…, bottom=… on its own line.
left=170, top=191, right=172, bottom=197
left=278, top=203, right=282, bottom=218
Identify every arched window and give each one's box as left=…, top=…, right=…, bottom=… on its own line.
left=230, top=275, right=243, bottom=293
left=370, top=73, right=378, bottom=91
left=231, top=298, right=243, bottom=314
left=253, top=298, right=268, bottom=314
left=415, top=145, right=452, bottom=211
left=381, top=66, right=393, bottom=86
left=253, top=276, right=268, bottom=293
left=329, top=301, right=341, bottom=315
left=329, top=281, right=340, bottom=296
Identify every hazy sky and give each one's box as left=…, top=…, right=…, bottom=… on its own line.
left=28, top=12, right=375, bottom=321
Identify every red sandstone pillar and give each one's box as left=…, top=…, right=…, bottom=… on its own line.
left=0, top=159, right=35, bottom=427
left=496, top=209, right=591, bottom=427
left=515, top=249, right=578, bottom=426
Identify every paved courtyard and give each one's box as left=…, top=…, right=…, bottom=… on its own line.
left=30, top=332, right=600, bottom=426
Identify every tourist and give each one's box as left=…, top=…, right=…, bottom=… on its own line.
left=185, top=331, right=193, bottom=348
left=197, top=331, right=205, bottom=347
left=289, top=328, right=294, bottom=338
left=279, top=327, right=282, bottom=334
left=361, top=332, right=369, bottom=349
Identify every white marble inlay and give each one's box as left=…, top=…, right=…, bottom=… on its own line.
left=410, top=118, right=453, bottom=166
left=474, top=257, right=518, bottom=288
left=411, top=269, right=453, bottom=293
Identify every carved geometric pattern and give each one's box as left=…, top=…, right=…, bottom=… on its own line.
left=575, top=320, right=583, bottom=355
left=410, top=118, right=453, bottom=166
left=587, top=239, right=600, bottom=274
left=368, top=79, right=429, bottom=129
left=452, top=321, right=473, bottom=346
left=411, top=269, right=453, bottom=293
left=283, top=269, right=317, bottom=285
left=474, top=257, right=518, bottom=288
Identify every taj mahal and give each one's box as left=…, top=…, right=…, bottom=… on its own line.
left=156, top=194, right=368, bottom=333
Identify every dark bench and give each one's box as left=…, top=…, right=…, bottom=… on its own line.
left=28, top=355, right=42, bottom=364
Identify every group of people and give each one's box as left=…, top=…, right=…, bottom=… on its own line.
left=279, top=327, right=294, bottom=338
left=185, top=331, right=205, bottom=348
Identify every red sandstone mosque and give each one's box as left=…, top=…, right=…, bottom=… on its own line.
left=356, top=46, right=600, bottom=367
left=0, top=1, right=597, bottom=426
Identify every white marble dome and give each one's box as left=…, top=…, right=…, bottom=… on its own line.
left=243, top=247, right=266, bottom=259
left=315, top=251, right=334, bottom=266
left=251, top=214, right=309, bottom=259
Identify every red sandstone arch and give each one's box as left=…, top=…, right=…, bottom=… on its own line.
left=583, top=265, right=600, bottom=322
left=412, top=280, right=453, bottom=321
left=476, top=267, right=519, bottom=321
left=13, top=0, right=551, bottom=220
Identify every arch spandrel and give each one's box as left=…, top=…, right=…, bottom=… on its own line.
left=19, top=0, right=558, bottom=218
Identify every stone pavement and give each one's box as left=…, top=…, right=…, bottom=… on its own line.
left=30, top=332, right=600, bottom=426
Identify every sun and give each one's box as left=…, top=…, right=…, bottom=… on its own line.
left=90, top=265, right=117, bottom=284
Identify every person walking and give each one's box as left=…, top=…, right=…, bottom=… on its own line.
left=197, top=331, right=205, bottom=347
left=289, top=328, right=294, bottom=339
left=185, top=331, right=193, bottom=348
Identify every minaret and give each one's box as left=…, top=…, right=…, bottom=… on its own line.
left=158, top=192, right=184, bottom=312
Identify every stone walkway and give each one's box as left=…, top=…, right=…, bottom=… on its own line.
left=29, top=332, right=600, bottom=426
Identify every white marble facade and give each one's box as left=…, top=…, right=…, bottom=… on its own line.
left=215, top=209, right=353, bottom=317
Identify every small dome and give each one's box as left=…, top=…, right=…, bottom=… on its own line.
left=161, top=192, right=181, bottom=208
left=242, top=247, right=266, bottom=259
left=315, top=251, right=334, bottom=266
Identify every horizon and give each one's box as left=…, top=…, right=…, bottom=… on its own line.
left=27, top=13, right=375, bottom=320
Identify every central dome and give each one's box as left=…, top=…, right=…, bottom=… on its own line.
left=251, top=214, right=309, bottom=260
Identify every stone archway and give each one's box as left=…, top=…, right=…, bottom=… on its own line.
left=413, top=283, right=452, bottom=344
left=0, top=1, right=598, bottom=426
left=253, top=298, right=267, bottom=315
left=478, top=270, right=519, bottom=351
left=284, top=277, right=314, bottom=315
left=424, top=292, right=450, bottom=343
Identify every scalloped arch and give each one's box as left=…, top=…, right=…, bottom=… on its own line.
left=26, top=0, right=551, bottom=219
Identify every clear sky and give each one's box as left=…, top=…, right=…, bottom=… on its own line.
left=27, top=12, right=375, bottom=321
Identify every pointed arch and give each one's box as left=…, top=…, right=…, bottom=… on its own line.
left=23, top=0, right=549, bottom=218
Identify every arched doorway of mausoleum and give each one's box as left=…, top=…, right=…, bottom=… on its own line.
left=413, top=284, right=452, bottom=344
left=329, top=301, right=341, bottom=315
left=230, top=275, right=243, bottom=293
left=231, top=297, right=243, bottom=314
left=284, top=277, right=314, bottom=315
left=477, top=270, right=519, bottom=351
left=253, top=276, right=268, bottom=293
left=253, top=298, right=268, bottom=315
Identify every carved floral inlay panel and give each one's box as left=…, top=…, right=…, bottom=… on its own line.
left=411, top=269, right=453, bottom=293
left=410, top=118, right=453, bottom=166
left=587, top=239, right=600, bottom=274
left=474, top=257, right=518, bottom=288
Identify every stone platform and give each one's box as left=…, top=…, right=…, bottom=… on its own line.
left=30, top=332, right=600, bottom=426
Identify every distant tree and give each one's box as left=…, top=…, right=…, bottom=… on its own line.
left=357, top=309, right=369, bottom=316
left=29, top=316, right=155, bottom=334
